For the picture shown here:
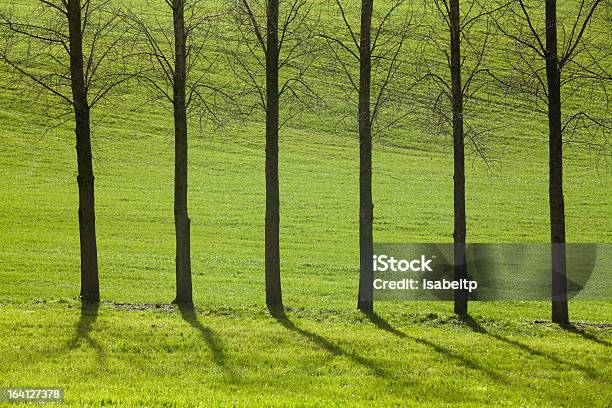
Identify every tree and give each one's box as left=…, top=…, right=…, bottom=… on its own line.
left=0, top=0, right=131, bottom=302
left=172, top=0, right=192, bottom=304
left=231, top=0, right=315, bottom=310
left=124, top=0, right=227, bottom=305
left=422, top=0, right=503, bottom=315
left=357, top=0, right=374, bottom=313
left=322, top=0, right=413, bottom=312
left=497, top=0, right=609, bottom=323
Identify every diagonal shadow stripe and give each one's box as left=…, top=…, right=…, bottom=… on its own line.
left=364, top=311, right=506, bottom=383
left=269, top=306, right=388, bottom=378
left=67, top=302, right=104, bottom=364
left=178, top=304, right=236, bottom=379
left=460, top=315, right=604, bottom=380
left=559, top=323, right=611, bottom=347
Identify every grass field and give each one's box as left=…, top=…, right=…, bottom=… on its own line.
left=0, top=0, right=611, bottom=406
left=0, top=303, right=611, bottom=407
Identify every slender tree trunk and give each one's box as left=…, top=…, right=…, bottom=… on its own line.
left=172, top=0, right=192, bottom=305
left=265, top=0, right=282, bottom=308
left=357, top=0, right=374, bottom=313
left=545, top=0, right=568, bottom=324
left=449, top=0, right=467, bottom=315
left=67, top=0, right=99, bottom=302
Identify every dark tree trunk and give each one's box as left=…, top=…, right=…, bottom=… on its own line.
left=545, top=0, right=568, bottom=324
left=449, top=0, right=467, bottom=315
left=172, top=0, right=192, bottom=305
left=265, top=0, right=282, bottom=309
left=357, top=0, right=374, bottom=313
left=67, top=0, right=99, bottom=302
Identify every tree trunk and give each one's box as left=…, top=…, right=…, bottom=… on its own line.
left=172, top=0, right=192, bottom=305
left=67, top=0, right=99, bottom=302
left=265, top=0, right=282, bottom=309
left=545, top=0, right=568, bottom=324
left=357, top=0, right=374, bottom=313
left=449, top=0, right=467, bottom=315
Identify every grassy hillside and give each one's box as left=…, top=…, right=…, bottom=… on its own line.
left=0, top=0, right=610, bottom=406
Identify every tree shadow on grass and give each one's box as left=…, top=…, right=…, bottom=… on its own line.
left=268, top=306, right=387, bottom=378
left=459, top=315, right=603, bottom=380
left=364, top=312, right=506, bottom=383
left=178, top=304, right=235, bottom=379
left=559, top=324, right=611, bottom=347
left=67, top=302, right=104, bottom=359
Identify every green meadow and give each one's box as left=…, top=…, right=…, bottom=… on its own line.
left=0, top=0, right=610, bottom=406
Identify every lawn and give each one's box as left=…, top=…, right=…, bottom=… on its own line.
left=0, top=0, right=610, bottom=406
left=0, top=303, right=611, bottom=407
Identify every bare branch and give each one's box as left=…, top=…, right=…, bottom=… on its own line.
left=560, top=0, right=603, bottom=67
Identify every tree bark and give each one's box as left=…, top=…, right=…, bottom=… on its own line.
left=449, top=0, right=467, bottom=315
left=265, top=0, right=282, bottom=309
left=545, top=0, right=568, bottom=324
left=67, top=0, right=99, bottom=302
left=357, top=0, right=374, bottom=313
left=172, top=0, right=192, bottom=305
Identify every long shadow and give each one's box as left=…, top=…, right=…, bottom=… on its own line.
left=178, top=304, right=235, bottom=379
left=460, top=315, right=603, bottom=380
left=559, top=324, right=611, bottom=347
left=67, top=302, right=103, bottom=357
left=269, top=306, right=387, bottom=378
left=364, top=312, right=505, bottom=383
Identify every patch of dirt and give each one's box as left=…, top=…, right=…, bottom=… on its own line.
left=103, top=301, right=177, bottom=312
left=533, top=320, right=612, bottom=329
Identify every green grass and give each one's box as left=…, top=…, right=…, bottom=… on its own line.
left=0, top=303, right=611, bottom=407
left=0, top=0, right=611, bottom=406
